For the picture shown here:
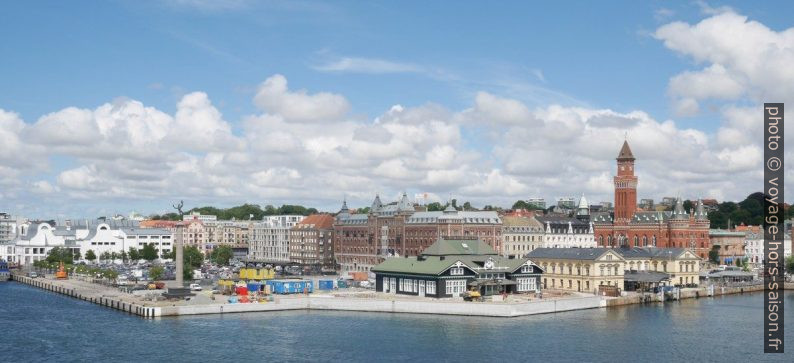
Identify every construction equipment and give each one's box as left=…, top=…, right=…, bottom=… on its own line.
left=463, top=289, right=482, bottom=302
left=55, top=261, right=68, bottom=279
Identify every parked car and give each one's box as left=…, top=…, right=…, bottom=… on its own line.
left=189, top=283, right=202, bottom=291
left=28, top=272, right=38, bottom=278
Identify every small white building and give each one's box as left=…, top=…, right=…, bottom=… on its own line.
left=183, top=212, right=217, bottom=222
left=745, top=231, right=791, bottom=265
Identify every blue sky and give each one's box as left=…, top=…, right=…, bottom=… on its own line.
left=1, top=1, right=792, bottom=218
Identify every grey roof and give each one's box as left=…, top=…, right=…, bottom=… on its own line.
left=122, top=228, right=171, bottom=236
left=337, top=214, right=368, bottom=225
left=371, top=194, right=383, bottom=212
left=702, top=269, right=755, bottom=278
left=406, top=210, right=501, bottom=224
left=613, top=247, right=693, bottom=259
left=526, top=247, right=616, bottom=261
left=672, top=198, right=687, bottom=219
left=624, top=271, right=670, bottom=283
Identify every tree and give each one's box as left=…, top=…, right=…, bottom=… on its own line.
left=160, top=250, right=171, bottom=260
left=426, top=202, right=444, bottom=212
left=183, top=246, right=204, bottom=270
left=462, top=201, right=474, bottom=211
left=120, top=251, right=128, bottom=264
left=786, top=255, right=794, bottom=274
left=128, top=247, right=140, bottom=262
left=85, top=249, right=97, bottom=263
left=100, top=251, right=111, bottom=261
left=141, top=243, right=158, bottom=262
left=149, top=266, right=164, bottom=281
left=110, top=252, right=119, bottom=262
left=512, top=200, right=532, bottom=210
left=210, top=245, right=233, bottom=266
left=708, top=247, right=720, bottom=265
left=46, top=247, right=74, bottom=264
left=683, top=200, right=693, bottom=213
left=73, top=249, right=81, bottom=261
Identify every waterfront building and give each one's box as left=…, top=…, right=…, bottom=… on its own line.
left=526, top=248, right=625, bottom=294
left=334, top=193, right=502, bottom=274
left=527, top=246, right=699, bottom=293
left=699, top=266, right=755, bottom=284
left=744, top=230, right=791, bottom=264
left=289, top=214, right=335, bottom=270
left=182, top=211, right=217, bottom=222
left=249, top=215, right=304, bottom=262
left=709, top=229, right=746, bottom=265
left=0, top=213, right=26, bottom=244
left=501, top=215, right=544, bottom=258
left=614, top=247, right=701, bottom=287
left=593, top=140, right=711, bottom=258
left=372, top=237, right=543, bottom=298
left=1, top=219, right=173, bottom=265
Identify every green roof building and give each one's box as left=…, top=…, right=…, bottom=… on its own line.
left=372, top=237, right=543, bottom=298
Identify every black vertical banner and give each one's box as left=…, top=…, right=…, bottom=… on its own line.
left=764, top=103, right=784, bottom=353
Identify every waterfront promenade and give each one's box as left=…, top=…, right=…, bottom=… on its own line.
left=12, top=273, right=793, bottom=319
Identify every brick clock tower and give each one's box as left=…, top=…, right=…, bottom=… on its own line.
left=613, top=140, right=637, bottom=223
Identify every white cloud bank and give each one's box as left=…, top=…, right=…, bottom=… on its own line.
left=0, top=10, right=786, bottom=217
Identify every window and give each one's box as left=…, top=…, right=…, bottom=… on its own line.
left=445, top=280, right=466, bottom=296
left=521, top=265, right=530, bottom=273
left=517, top=277, right=536, bottom=292
left=426, top=281, right=436, bottom=295
left=450, top=267, right=464, bottom=275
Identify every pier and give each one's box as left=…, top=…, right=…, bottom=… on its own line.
left=11, top=272, right=794, bottom=319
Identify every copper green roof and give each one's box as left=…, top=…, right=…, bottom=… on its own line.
left=421, top=237, right=497, bottom=256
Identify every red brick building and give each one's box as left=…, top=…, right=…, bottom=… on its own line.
left=334, top=193, right=503, bottom=274
left=593, top=141, right=711, bottom=259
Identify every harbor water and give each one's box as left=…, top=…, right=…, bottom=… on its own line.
left=1, top=282, right=793, bottom=362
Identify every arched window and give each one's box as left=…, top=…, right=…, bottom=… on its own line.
left=633, top=236, right=639, bottom=246
left=642, top=236, right=648, bottom=247
left=652, top=236, right=657, bottom=247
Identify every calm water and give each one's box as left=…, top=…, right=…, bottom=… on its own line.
left=1, top=282, right=793, bottom=362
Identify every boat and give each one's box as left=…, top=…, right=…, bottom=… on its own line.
left=0, top=259, right=10, bottom=282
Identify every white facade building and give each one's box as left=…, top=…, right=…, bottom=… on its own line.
left=0, top=219, right=173, bottom=266
left=249, top=215, right=304, bottom=262
left=745, top=231, right=791, bottom=265
left=183, top=212, right=217, bottom=222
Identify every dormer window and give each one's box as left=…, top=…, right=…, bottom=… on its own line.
left=450, top=267, right=464, bottom=275
left=521, top=265, right=530, bottom=273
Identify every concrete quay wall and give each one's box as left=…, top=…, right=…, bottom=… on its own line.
left=13, top=274, right=161, bottom=318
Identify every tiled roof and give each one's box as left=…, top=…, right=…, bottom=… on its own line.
left=295, top=214, right=334, bottom=229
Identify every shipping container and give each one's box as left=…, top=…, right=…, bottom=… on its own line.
left=318, top=280, right=334, bottom=290
left=266, top=279, right=314, bottom=294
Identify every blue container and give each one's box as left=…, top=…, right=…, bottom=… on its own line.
left=267, top=280, right=313, bottom=294
left=247, top=282, right=262, bottom=292
left=318, top=280, right=334, bottom=290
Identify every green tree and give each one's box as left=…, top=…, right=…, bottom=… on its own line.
left=110, top=252, right=119, bottom=261
left=426, top=202, right=444, bottom=211
left=183, top=246, right=204, bottom=270
left=120, top=251, right=128, bottom=264
left=462, top=201, right=474, bottom=211
left=141, top=243, right=158, bottom=262
left=210, top=245, right=233, bottom=266
left=683, top=200, right=693, bottom=213
left=85, top=249, right=97, bottom=263
left=160, top=250, right=171, bottom=260
left=512, top=200, right=532, bottom=210
left=786, top=255, right=794, bottom=273
left=100, top=251, right=111, bottom=261
left=46, top=247, right=74, bottom=264
left=149, top=266, right=164, bottom=280
left=128, top=247, right=140, bottom=261
left=73, top=249, right=81, bottom=261
left=708, top=247, right=720, bottom=265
